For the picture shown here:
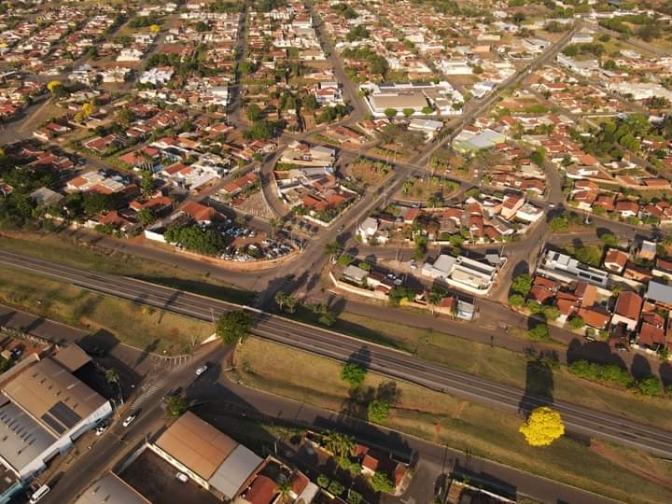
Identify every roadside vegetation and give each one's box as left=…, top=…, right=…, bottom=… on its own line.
left=0, top=233, right=252, bottom=303
left=232, top=337, right=672, bottom=504
left=0, top=266, right=213, bottom=355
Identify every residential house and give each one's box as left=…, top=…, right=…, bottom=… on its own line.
left=603, top=249, right=628, bottom=274
left=500, top=194, right=524, bottom=221
left=610, top=291, right=643, bottom=331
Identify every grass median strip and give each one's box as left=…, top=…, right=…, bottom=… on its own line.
left=0, top=232, right=252, bottom=304
left=232, top=337, right=672, bottom=504
left=331, top=312, right=672, bottom=431
left=0, top=266, right=213, bottom=355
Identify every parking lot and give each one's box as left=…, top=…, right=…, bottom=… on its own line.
left=120, top=449, right=220, bottom=504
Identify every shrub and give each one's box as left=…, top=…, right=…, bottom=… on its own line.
left=569, top=316, right=585, bottom=330
left=317, top=475, right=330, bottom=489
left=528, top=323, right=550, bottom=341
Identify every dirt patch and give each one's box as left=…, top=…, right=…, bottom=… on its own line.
left=590, top=441, right=672, bottom=490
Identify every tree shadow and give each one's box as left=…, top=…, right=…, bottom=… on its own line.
left=450, top=459, right=517, bottom=501
left=660, top=362, right=672, bottom=389
left=518, top=350, right=555, bottom=417
left=566, top=337, right=629, bottom=368
left=77, top=328, right=120, bottom=358
left=631, top=354, right=653, bottom=381
left=135, top=338, right=161, bottom=366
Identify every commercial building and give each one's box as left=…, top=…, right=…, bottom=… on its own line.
left=0, top=351, right=112, bottom=499
left=74, top=473, right=150, bottom=504
left=539, top=250, right=609, bottom=288
left=421, top=254, right=501, bottom=296
left=149, top=412, right=264, bottom=501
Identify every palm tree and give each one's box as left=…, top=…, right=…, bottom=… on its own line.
left=277, top=482, right=292, bottom=503
left=325, top=241, right=339, bottom=258
left=285, top=296, right=297, bottom=314
left=324, top=431, right=355, bottom=458
left=428, top=290, right=443, bottom=315
left=275, top=291, right=287, bottom=312
left=269, top=218, right=279, bottom=239
left=106, top=368, right=123, bottom=405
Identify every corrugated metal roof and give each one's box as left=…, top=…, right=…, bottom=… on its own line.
left=155, top=412, right=237, bottom=480
left=74, top=473, right=150, bottom=504
left=0, top=398, right=55, bottom=474
left=3, top=358, right=106, bottom=437
left=208, top=445, right=263, bottom=499
left=647, top=281, right=672, bottom=304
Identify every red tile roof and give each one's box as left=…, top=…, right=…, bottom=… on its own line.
left=614, top=291, right=643, bottom=320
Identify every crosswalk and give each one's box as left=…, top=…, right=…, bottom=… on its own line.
left=129, top=382, right=162, bottom=411
left=148, top=353, right=193, bottom=371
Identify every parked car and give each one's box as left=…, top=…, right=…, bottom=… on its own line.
left=196, top=365, right=208, bottom=376
left=176, top=472, right=189, bottom=483
left=95, top=424, right=108, bottom=436
left=29, top=485, right=50, bottom=504
left=122, top=414, right=137, bottom=427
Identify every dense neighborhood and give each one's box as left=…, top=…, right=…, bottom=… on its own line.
left=2, top=0, right=672, bottom=504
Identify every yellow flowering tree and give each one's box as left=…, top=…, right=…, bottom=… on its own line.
left=47, top=80, right=62, bottom=96
left=519, top=406, right=565, bottom=447
left=149, top=24, right=161, bottom=34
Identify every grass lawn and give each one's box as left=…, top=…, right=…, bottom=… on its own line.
left=233, top=337, right=672, bottom=504
left=328, top=313, right=672, bottom=431
left=0, top=266, right=213, bottom=355
left=0, top=232, right=252, bottom=304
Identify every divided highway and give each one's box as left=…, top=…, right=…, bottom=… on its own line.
left=1, top=249, right=672, bottom=458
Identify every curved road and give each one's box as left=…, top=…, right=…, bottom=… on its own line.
left=1, top=249, right=672, bottom=459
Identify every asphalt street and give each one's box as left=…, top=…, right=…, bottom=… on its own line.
left=2, top=249, right=671, bottom=461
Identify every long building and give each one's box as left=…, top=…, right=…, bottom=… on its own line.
left=0, top=348, right=112, bottom=502
left=148, top=412, right=264, bottom=501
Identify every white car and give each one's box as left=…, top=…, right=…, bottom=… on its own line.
left=176, top=472, right=189, bottom=483
left=195, top=365, right=208, bottom=376
left=95, top=424, right=108, bottom=436
left=122, top=414, right=137, bottom=427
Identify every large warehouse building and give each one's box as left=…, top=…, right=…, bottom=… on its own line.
left=149, top=412, right=264, bottom=501
left=0, top=350, right=113, bottom=502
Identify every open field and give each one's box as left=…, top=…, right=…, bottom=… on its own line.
left=233, top=337, right=672, bottom=504
left=0, top=232, right=252, bottom=303
left=0, top=266, right=213, bottom=355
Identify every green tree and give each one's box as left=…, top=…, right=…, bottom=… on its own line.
left=528, top=323, right=550, bottom=341
left=323, top=431, right=355, bottom=458
left=216, top=310, right=254, bottom=345
left=367, top=399, right=389, bottom=423
left=319, top=311, right=337, bottom=327
left=285, top=295, right=297, bottom=314
left=599, top=233, right=618, bottom=246
left=635, top=375, right=662, bottom=396
left=569, top=316, right=585, bottom=330
left=384, top=108, right=398, bottom=119
left=370, top=472, right=395, bottom=493
left=328, top=481, right=344, bottom=496
left=347, top=491, right=363, bottom=504
left=137, top=207, right=156, bottom=227
left=508, top=293, right=525, bottom=307
left=274, top=291, right=288, bottom=312
left=164, top=395, right=188, bottom=418
left=402, top=108, right=415, bottom=118
left=341, top=362, right=367, bottom=388
left=542, top=305, right=561, bottom=321
left=511, top=273, right=532, bottom=296
left=325, top=241, right=340, bottom=257
left=247, top=103, right=262, bottom=122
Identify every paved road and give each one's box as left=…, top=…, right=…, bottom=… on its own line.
left=2, top=249, right=671, bottom=460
